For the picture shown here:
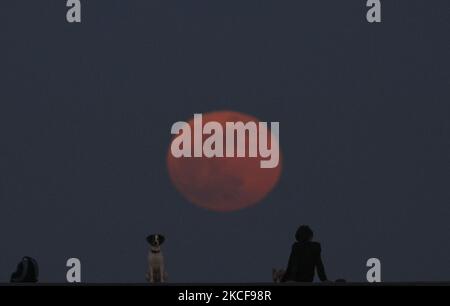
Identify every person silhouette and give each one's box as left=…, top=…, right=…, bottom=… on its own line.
left=282, top=225, right=328, bottom=283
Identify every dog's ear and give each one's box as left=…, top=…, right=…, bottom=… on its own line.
left=158, top=234, right=165, bottom=245
left=146, top=235, right=155, bottom=244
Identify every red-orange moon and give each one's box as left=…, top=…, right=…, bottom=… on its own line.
left=167, top=110, right=282, bottom=212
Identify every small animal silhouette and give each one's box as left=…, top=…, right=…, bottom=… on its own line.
left=272, top=268, right=286, bottom=283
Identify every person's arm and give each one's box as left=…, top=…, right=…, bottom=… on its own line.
left=315, top=244, right=328, bottom=282
left=282, top=245, right=297, bottom=282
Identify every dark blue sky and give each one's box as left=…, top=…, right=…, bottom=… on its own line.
left=0, top=0, right=449, bottom=282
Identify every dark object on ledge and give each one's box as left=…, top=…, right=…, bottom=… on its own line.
left=10, top=256, right=39, bottom=283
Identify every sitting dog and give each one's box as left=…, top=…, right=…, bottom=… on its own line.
left=146, top=234, right=167, bottom=283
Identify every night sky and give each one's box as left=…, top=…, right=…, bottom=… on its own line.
left=0, top=1, right=449, bottom=283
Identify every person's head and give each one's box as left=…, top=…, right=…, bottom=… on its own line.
left=295, top=225, right=314, bottom=242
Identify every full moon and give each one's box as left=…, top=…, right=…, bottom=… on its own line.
left=167, top=110, right=282, bottom=212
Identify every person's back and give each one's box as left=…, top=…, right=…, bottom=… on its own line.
left=282, top=225, right=327, bottom=282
